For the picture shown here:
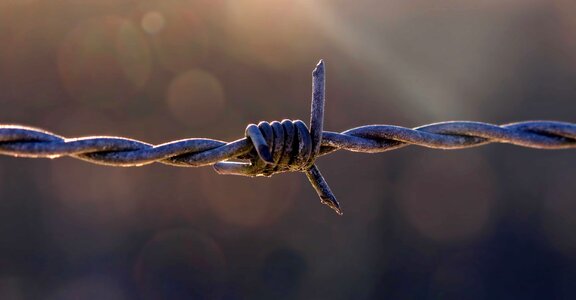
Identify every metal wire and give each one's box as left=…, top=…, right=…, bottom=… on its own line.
left=1, top=60, right=575, bottom=215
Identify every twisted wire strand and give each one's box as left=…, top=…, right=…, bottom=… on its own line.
left=1, top=121, right=574, bottom=166
left=1, top=60, right=574, bottom=215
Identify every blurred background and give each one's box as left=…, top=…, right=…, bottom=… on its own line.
left=1, top=0, right=575, bottom=299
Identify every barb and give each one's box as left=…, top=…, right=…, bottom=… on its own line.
left=1, top=60, right=575, bottom=215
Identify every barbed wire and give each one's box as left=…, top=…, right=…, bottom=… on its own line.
left=1, top=60, right=575, bottom=215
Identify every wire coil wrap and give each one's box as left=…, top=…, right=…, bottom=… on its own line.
left=214, top=120, right=319, bottom=176
left=1, top=60, right=575, bottom=215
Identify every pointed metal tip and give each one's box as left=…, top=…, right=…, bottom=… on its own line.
left=333, top=206, right=344, bottom=216
left=313, top=59, right=324, bottom=74
left=321, top=198, right=343, bottom=216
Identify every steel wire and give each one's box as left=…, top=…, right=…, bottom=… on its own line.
left=1, top=60, right=574, bottom=214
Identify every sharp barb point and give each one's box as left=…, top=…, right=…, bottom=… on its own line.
left=321, top=198, right=343, bottom=215
left=313, top=59, right=324, bottom=74
left=305, top=165, right=342, bottom=215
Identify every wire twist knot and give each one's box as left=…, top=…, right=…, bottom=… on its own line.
left=240, top=120, right=318, bottom=176
left=213, top=60, right=342, bottom=214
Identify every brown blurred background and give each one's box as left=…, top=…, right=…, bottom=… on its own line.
left=1, top=0, right=576, bottom=299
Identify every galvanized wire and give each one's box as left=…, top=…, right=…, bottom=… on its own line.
left=1, top=60, right=575, bottom=214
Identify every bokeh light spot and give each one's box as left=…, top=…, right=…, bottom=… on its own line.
left=223, top=0, right=317, bottom=69
left=58, top=16, right=151, bottom=106
left=542, top=169, right=576, bottom=257
left=200, top=173, right=299, bottom=227
left=396, top=152, right=496, bottom=242
left=46, top=150, right=141, bottom=258
left=48, top=275, right=125, bottom=300
left=116, top=20, right=152, bottom=89
left=145, top=0, right=211, bottom=72
left=141, top=11, right=165, bottom=35
left=259, top=248, right=308, bottom=299
left=135, top=228, right=227, bottom=299
left=0, top=277, right=22, bottom=300
left=166, top=69, right=226, bottom=127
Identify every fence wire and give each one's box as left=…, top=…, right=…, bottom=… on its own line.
left=1, top=60, right=574, bottom=214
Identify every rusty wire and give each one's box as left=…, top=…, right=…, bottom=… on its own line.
left=1, top=60, right=575, bottom=215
